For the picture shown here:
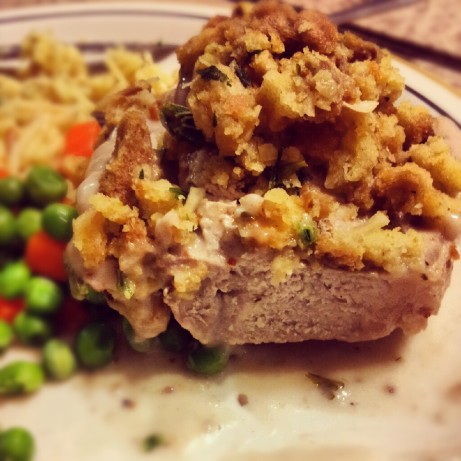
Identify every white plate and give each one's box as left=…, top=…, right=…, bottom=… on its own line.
left=1, top=3, right=461, bottom=461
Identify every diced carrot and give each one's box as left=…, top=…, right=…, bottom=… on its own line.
left=0, top=297, right=24, bottom=323
left=25, top=231, right=68, bottom=282
left=0, top=168, right=9, bottom=179
left=54, top=297, right=92, bottom=336
left=64, top=121, right=101, bottom=158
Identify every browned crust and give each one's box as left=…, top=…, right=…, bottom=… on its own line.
left=96, top=83, right=160, bottom=138
left=99, top=111, right=159, bottom=206
left=176, top=0, right=339, bottom=74
left=69, top=1, right=461, bottom=346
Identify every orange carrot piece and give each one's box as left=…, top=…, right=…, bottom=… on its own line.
left=25, top=231, right=68, bottom=282
left=64, top=121, right=101, bottom=158
left=0, top=297, right=25, bottom=323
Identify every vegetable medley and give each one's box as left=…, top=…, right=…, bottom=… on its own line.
left=0, top=128, right=230, bottom=460
left=0, top=32, right=229, bottom=461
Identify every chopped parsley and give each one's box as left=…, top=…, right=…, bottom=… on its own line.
left=298, top=225, right=317, bottom=247
left=232, top=62, right=252, bottom=88
left=116, top=269, right=136, bottom=300
left=169, top=186, right=186, bottom=200
left=160, top=103, right=204, bottom=143
left=197, top=65, right=231, bottom=86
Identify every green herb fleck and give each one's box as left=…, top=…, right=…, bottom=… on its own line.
left=169, top=187, right=186, bottom=200
left=298, top=225, right=316, bottom=247
left=68, top=273, right=89, bottom=301
left=233, top=62, right=251, bottom=88
left=307, top=372, right=344, bottom=400
left=139, top=169, right=145, bottom=180
left=142, top=434, right=164, bottom=452
left=197, top=65, right=231, bottom=86
left=160, top=103, right=204, bottom=143
left=116, top=270, right=136, bottom=300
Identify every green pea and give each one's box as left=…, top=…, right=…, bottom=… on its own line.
left=13, top=312, right=53, bottom=346
left=186, top=343, right=229, bottom=376
left=0, top=320, right=14, bottom=352
left=122, top=318, right=154, bottom=353
left=42, top=339, right=77, bottom=381
left=42, top=203, right=77, bottom=241
left=25, top=276, right=63, bottom=315
left=0, top=205, right=17, bottom=246
left=0, top=361, right=44, bottom=395
left=0, top=427, right=35, bottom=461
left=158, top=318, right=193, bottom=353
left=24, top=166, right=67, bottom=206
left=0, top=177, right=24, bottom=207
left=16, top=208, right=42, bottom=241
left=75, top=323, right=115, bottom=369
left=0, top=260, right=31, bottom=299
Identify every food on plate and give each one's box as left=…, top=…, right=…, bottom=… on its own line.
left=74, top=322, right=116, bottom=369
left=42, top=338, right=77, bottom=381
left=67, top=0, right=461, bottom=346
left=0, top=22, right=229, bottom=458
left=0, top=32, right=175, bottom=178
left=0, top=361, right=45, bottom=396
left=0, top=427, right=35, bottom=461
left=0, top=320, right=14, bottom=352
left=0, top=30, right=189, bottom=419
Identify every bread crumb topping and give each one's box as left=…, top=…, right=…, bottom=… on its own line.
left=72, top=0, right=461, bottom=304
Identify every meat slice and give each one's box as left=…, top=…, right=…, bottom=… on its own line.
left=165, top=232, right=454, bottom=345
left=67, top=1, right=461, bottom=347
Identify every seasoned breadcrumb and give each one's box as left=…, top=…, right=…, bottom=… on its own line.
left=72, top=208, right=108, bottom=270
left=72, top=0, right=461, bottom=300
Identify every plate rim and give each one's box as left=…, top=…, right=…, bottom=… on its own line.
left=1, top=0, right=459, bottom=127
left=0, top=1, right=232, bottom=23
left=1, top=3, right=460, bottom=459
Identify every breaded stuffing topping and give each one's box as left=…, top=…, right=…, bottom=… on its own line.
left=72, top=0, right=461, bottom=304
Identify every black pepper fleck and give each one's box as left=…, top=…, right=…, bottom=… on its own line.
left=122, top=398, right=136, bottom=409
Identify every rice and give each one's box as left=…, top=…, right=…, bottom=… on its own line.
left=0, top=32, right=176, bottom=176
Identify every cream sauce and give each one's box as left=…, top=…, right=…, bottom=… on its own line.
left=433, top=117, right=461, bottom=241
left=2, top=262, right=461, bottom=461
left=186, top=200, right=237, bottom=267
left=434, top=117, right=461, bottom=161
left=75, top=120, right=164, bottom=214
left=55, top=107, right=461, bottom=461
left=75, top=130, right=116, bottom=213
left=436, top=212, right=461, bottom=241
